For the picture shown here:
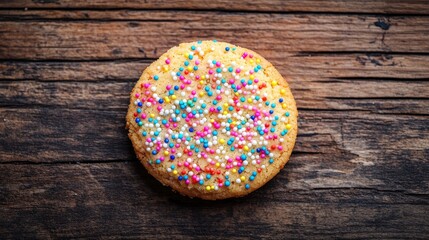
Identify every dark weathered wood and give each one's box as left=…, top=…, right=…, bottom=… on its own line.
left=2, top=107, right=428, bottom=176
left=1, top=0, right=429, bottom=14
left=0, top=162, right=428, bottom=239
left=2, top=54, right=429, bottom=81
left=1, top=13, right=429, bottom=60
left=1, top=80, right=428, bottom=115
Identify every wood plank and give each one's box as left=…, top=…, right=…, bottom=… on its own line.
left=1, top=13, right=429, bottom=60
left=1, top=0, right=429, bottom=14
left=1, top=80, right=428, bottom=115
left=1, top=54, right=429, bottom=82
left=0, top=162, right=428, bottom=238
left=2, top=107, right=428, bottom=187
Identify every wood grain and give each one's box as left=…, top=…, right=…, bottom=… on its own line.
left=1, top=2, right=429, bottom=239
left=2, top=0, right=429, bottom=14
left=0, top=162, right=428, bottom=239
left=1, top=12, right=429, bottom=61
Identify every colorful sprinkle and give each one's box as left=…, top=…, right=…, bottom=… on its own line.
left=132, top=40, right=294, bottom=192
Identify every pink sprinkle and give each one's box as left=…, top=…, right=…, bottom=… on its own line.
left=278, top=146, right=283, bottom=150
left=179, top=76, right=185, bottom=81
left=195, top=75, right=200, bottom=80
left=208, top=69, right=214, bottom=75
left=171, top=149, right=176, bottom=154
left=216, top=61, right=221, bottom=67
left=185, top=180, right=190, bottom=184
left=242, top=52, right=248, bottom=58
left=236, top=68, right=241, bottom=73
left=175, top=144, right=180, bottom=148
left=165, top=58, right=171, bottom=64
left=191, top=90, right=196, bottom=95
left=195, top=60, right=200, bottom=65
left=141, top=113, right=147, bottom=119
left=160, top=157, right=165, bottom=161
left=135, top=93, right=140, bottom=98
left=166, top=85, right=172, bottom=90
left=180, top=85, right=185, bottom=89
left=229, top=79, right=235, bottom=84
left=254, top=79, right=259, bottom=83
left=216, top=95, right=222, bottom=100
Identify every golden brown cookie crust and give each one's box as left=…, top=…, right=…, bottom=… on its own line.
left=126, top=41, right=297, bottom=200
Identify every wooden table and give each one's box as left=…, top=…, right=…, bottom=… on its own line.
left=1, top=1, right=428, bottom=238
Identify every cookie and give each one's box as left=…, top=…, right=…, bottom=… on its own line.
left=126, top=40, right=298, bottom=200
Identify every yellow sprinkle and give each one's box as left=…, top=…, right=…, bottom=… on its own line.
left=286, top=124, right=292, bottom=130
left=219, top=139, right=225, bottom=144
left=165, top=98, right=171, bottom=103
left=247, top=98, right=253, bottom=103
left=249, top=75, right=255, bottom=80
left=206, top=186, right=211, bottom=191
left=249, top=59, right=254, bottom=64
left=223, top=111, right=228, bottom=115
left=223, top=103, right=228, bottom=107
left=211, top=186, right=215, bottom=190
left=150, top=113, right=155, bottom=118
left=240, top=176, right=245, bottom=181
left=162, top=65, right=169, bottom=72
left=280, top=89, right=286, bottom=94
left=256, top=58, right=261, bottom=63
left=199, top=80, right=205, bottom=84
left=282, top=103, right=287, bottom=109
left=232, top=169, right=237, bottom=173
left=271, top=81, right=278, bottom=86
left=201, top=75, right=206, bottom=80
left=187, top=66, right=192, bottom=71
left=243, top=146, right=249, bottom=152
left=171, top=95, right=177, bottom=100
left=216, top=162, right=220, bottom=167
left=235, top=92, right=239, bottom=96
left=199, top=92, right=204, bottom=97
left=210, top=119, right=215, bottom=123
left=173, top=170, right=178, bottom=175
left=164, top=151, right=169, bottom=156
left=184, top=53, right=189, bottom=58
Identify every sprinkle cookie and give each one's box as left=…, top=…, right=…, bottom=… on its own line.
left=126, top=40, right=297, bottom=200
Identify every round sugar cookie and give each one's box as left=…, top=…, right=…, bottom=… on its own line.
left=126, top=40, right=298, bottom=200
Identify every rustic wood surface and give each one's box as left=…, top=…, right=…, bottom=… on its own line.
left=1, top=1, right=429, bottom=239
